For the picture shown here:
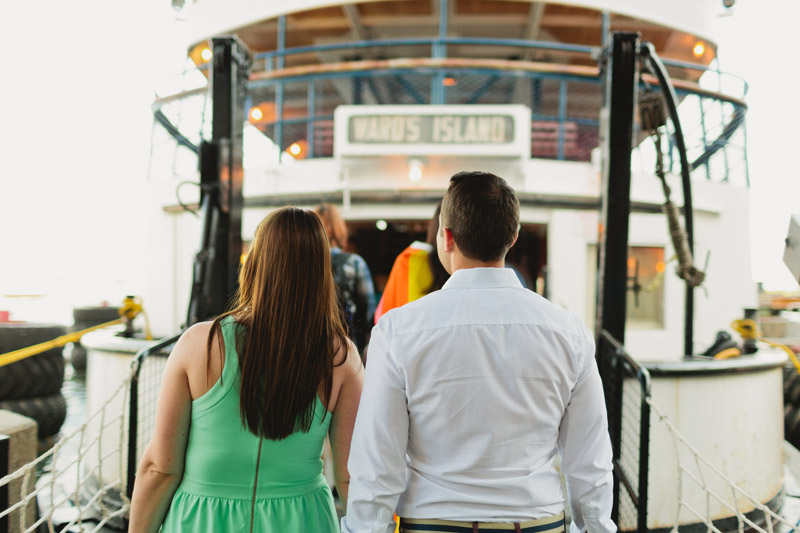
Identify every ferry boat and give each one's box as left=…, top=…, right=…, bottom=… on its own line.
left=147, top=0, right=753, bottom=362
left=0, top=1, right=794, bottom=532
left=139, top=1, right=787, bottom=531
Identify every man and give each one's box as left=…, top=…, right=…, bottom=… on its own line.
left=342, top=171, right=615, bottom=533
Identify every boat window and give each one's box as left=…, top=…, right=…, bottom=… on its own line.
left=586, top=244, right=666, bottom=330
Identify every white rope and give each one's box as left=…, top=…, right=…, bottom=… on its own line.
left=647, top=397, right=798, bottom=532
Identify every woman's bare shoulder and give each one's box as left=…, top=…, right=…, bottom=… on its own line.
left=172, top=321, right=215, bottom=358
left=171, top=321, right=225, bottom=398
left=333, top=338, right=363, bottom=377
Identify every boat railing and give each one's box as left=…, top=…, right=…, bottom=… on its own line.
left=0, top=333, right=178, bottom=533
left=152, top=37, right=749, bottom=186
left=597, top=329, right=652, bottom=532
left=0, top=371, right=132, bottom=532
left=125, top=332, right=183, bottom=500
left=254, top=35, right=748, bottom=91
left=0, top=331, right=796, bottom=531
left=598, top=330, right=799, bottom=532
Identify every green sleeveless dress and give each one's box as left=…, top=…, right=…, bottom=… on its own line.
left=161, top=317, right=339, bottom=532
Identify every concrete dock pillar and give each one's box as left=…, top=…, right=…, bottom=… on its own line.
left=0, top=410, right=38, bottom=531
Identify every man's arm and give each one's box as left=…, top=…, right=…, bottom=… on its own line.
left=341, top=318, right=408, bottom=533
left=557, top=332, right=616, bottom=533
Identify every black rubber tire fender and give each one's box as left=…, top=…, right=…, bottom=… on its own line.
left=72, top=306, right=121, bottom=327
left=0, top=393, right=67, bottom=439
left=70, top=343, right=88, bottom=371
left=785, top=365, right=800, bottom=405
left=0, top=324, right=66, bottom=400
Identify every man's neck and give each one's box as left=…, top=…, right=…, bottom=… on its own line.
left=449, top=254, right=505, bottom=273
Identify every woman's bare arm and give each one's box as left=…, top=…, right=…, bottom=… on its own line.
left=128, top=323, right=211, bottom=533
left=328, top=340, right=365, bottom=511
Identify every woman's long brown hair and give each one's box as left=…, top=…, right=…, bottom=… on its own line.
left=207, top=207, right=347, bottom=440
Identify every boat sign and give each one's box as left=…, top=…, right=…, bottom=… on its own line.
left=334, top=105, right=531, bottom=158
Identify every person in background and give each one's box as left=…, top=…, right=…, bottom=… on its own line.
left=128, top=207, right=364, bottom=533
left=315, top=203, right=376, bottom=356
left=342, top=171, right=615, bottom=533
left=374, top=202, right=449, bottom=323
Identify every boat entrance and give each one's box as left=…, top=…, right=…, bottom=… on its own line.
left=347, top=220, right=548, bottom=297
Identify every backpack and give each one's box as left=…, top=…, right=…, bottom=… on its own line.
left=331, top=252, right=366, bottom=351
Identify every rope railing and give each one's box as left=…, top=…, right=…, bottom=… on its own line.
left=0, top=368, right=133, bottom=532
left=647, top=395, right=796, bottom=533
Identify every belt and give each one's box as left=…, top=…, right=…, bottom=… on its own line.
left=399, top=511, right=566, bottom=533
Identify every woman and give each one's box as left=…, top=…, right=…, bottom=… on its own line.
left=128, top=207, right=364, bottom=532
left=314, top=203, right=376, bottom=355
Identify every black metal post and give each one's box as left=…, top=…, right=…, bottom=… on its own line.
left=640, top=43, right=695, bottom=356
left=125, top=332, right=183, bottom=500
left=0, top=434, right=8, bottom=533
left=638, top=373, right=651, bottom=533
left=186, top=37, right=251, bottom=326
left=597, top=31, right=638, bottom=345
left=212, top=36, right=250, bottom=308
left=596, top=31, right=639, bottom=527
left=126, top=363, right=140, bottom=500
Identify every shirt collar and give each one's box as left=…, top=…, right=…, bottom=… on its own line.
left=441, top=267, right=523, bottom=290
left=409, top=241, right=434, bottom=252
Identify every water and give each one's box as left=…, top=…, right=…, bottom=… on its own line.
left=59, top=357, right=87, bottom=443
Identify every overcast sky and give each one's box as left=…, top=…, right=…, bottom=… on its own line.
left=715, top=0, right=800, bottom=290
left=0, top=0, right=797, bottom=321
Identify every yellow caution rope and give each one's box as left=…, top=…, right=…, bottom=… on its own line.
left=0, top=297, right=152, bottom=368
left=731, top=318, right=800, bottom=375
left=0, top=319, right=121, bottom=368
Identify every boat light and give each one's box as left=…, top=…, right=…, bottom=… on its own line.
left=200, top=47, right=213, bottom=62
left=408, top=159, right=424, bottom=182
left=250, top=108, right=263, bottom=121
left=376, top=220, right=388, bottom=231
left=627, top=256, right=637, bottom=275
left=693, top=42, right=705, bottom=58
left=289, top=142, right=303, bottom=156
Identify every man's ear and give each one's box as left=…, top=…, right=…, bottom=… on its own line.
left=442, top=227, right=456, bottom=253
left=509, top=229, right=519, bottom=249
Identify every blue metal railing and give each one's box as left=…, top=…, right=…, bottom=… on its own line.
left=155, top=32, right=749, bottom=185
left=258, top=37, right=598, bottom=68
left=254, top=34, right=748, bottom=94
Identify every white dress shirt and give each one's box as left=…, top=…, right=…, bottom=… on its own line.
left=341, top=268, right=615, bottom=533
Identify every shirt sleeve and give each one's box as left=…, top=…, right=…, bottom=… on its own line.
left=341, top=317, right=408, bottom=533
left=557, top=329, right=617, bottom=533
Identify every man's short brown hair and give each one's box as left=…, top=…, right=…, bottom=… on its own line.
left=441, top=171, right=519, bottom=262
